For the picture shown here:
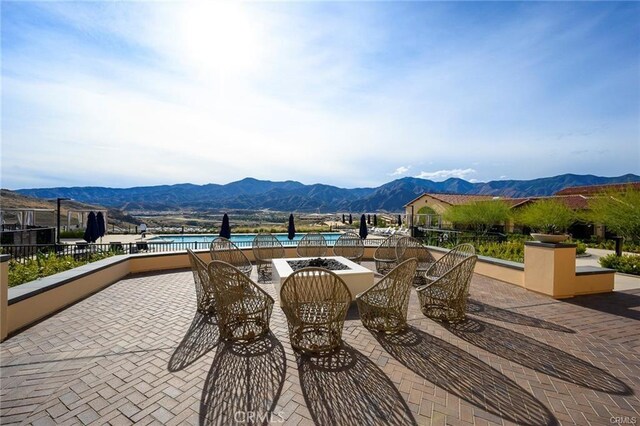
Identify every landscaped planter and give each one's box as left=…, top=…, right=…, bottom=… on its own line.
left=530, top=233, right=569, bottom=244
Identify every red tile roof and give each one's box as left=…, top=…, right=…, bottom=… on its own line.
left=555, top=182, right=640, bottom=196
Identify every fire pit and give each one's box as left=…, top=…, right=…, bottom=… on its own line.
left=287, top=257, right=350, bottom=272
left=272, top=256, right=375, bottom=301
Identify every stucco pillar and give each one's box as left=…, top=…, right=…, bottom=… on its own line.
left=1, top=254, right=10, bottom=341
left=524, top=242, right=576, bottom=298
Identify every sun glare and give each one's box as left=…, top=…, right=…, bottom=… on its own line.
left=179, top=2, right=259, bottom=78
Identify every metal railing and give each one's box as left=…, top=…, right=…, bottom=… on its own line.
left=414, top=227, right=507, bottom=247
left=2, top=238, right=385, bottom=264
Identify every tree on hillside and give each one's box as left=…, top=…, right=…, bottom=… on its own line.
left=443, top=200, right=511, bottom=235
left=588, top=189, right=640, bottom=243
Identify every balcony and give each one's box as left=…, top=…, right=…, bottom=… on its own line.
left=1, top=260, right=639, bottom=425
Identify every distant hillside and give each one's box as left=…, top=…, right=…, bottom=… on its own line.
left=14, top=173, right=640, bottom=213
left=0, top=190, right=140, bottom=228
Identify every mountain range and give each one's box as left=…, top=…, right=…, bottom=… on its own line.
left=14, top=173, right=639, bottom=213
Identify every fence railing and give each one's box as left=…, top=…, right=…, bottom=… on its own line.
left=2, top=238, right=386, bottom=264
left=414, top=227, right=507, bottom=247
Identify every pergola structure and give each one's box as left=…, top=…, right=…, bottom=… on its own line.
left=0, top=208, right=56, bottom=228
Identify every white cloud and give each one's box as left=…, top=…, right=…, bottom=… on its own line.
left=415, top=168, right=477, bottom=181
left=389, top=166, right=411, bottom=176
left=1, top=2, right=638, bottom=189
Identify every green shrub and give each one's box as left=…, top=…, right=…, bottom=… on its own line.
left=599, top=254, right=640, bottom=275
left=575, top=240, right=587, bottom=255
left=9, top=251, right=114, bottom=288
left=474, top=241, right=524, bottom=263
left=517, top=199, right=576, bottom=234
left=585, top=240, right=640, bottom=253
left=60, top=230, right=85, bottom=238
left=444, top=200, right=511, bottom=235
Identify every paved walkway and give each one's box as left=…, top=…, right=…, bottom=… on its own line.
left=2, top=264, right=639, bottom=425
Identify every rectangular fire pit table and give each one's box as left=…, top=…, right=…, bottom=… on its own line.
left=272, top=256, right=375, bottom=301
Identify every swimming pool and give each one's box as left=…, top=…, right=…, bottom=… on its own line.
left=149, top=232, right=343, bottom=245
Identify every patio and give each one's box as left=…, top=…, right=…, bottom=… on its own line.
left=1, top=262, right=639, bottom=425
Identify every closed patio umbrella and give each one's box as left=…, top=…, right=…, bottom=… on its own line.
left=367, top=214, right=371, bottom=224
left=342, top=214, right=345, bottom=223
left=397, top=215, right=402, bottom=226
left=96, top=212, right=106, bottom=242
left=359, top=214, right=368, bottom=240
left=374, top=214, right=378, bottom=226
left=220, top=213, right=231, bottom=239
left=348, top=214, right=352, bottom=225
left=288, top=214, right=296, bottom=240
left=83, top=211, right=99, bottom=243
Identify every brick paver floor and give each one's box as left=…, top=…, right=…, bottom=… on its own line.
left=1, top=262, right=639, bottom=425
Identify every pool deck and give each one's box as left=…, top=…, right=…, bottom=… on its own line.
left=1, top=262, right=639, bottom=425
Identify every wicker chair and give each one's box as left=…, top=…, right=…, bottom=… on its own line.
left=423, top=243, right=476, bottom=284
left=416, top=255, right=477, bottom=322
left=356, top=258, right=418, bottom=333
left=187, top=249, right=216, bottom=315
left=373, top=234, right=403, bottom=274
left=395, top=236, right=436, bottom=286
left=332, top=231, right=364, bottom=263
left=251, top=233, right=285, bottom=282
left=280, top=268, right=352, bottom=354
left=210, top=237, right=252, bottom=277
left=296, top=232, right=328, bottom=257
left=208, top=260, right=274, bottom=341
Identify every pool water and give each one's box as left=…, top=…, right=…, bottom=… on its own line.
left=149, top=232, right=343, bottom=245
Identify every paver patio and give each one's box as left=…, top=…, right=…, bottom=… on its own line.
left=1, top=262, right=639, bottom=425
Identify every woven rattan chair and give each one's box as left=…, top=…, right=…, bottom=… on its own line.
left=210, top=237, right=252, bottom=277
left=296, top=232, right=328, bottom=257
left=187, top=249, right=216, bottom=315
left=423, top=243, right=476, bottom=284
left=332, top=231, right=364, bottom=263
left=416, top=255, right=477, bottom=322
left=395, top=236, right=436, bottom=286
left=208, top=260, right=274, bottom=341
left=356, top=258, right=418, bottom=333
left=373, top=234, right=403, bottom=274
left=251, top=233, right=285, bottom=282
left=280, top=268, right=352, bottom=354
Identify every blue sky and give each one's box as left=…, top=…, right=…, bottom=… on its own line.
left=1, top=1, right=639, bottom=190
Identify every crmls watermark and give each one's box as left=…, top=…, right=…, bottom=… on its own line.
left=234, top=411, right=285, bottom=423
left=610, top=416, right=637, bottom=425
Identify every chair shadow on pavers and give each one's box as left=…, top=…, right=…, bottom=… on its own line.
left=373, top=326, right=558, bottom=426
left=199, top=332, right=286, bottom=426
left=444, top=318, right=633, bottom=395
left=297, top=343, right=417, bottom=426
left=168, top=312, right=221, bottom=372
left=565, top=291, right=640, bottom=321
left=466, top=299, right=575, bottom=333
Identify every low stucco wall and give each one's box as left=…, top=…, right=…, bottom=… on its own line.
left=426, top=246, right=525, bottom=288
left=1, top=243, right=615, bottom=341
left=1, top=255, right=9, bottom=341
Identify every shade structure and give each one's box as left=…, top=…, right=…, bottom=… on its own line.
left=83, top=211, right=99, bottom=243
left=374, top=214, right=378, bottom=226
left=219, top=214, right=231, bottom=239
left=398, top=215, right=402, bottom=226
left=359, top=214, right=368, bottom=239
left=96, top=212, right=106, bottom=239
left=348, top=214, right=353, bottom=225
left=287, top=214, right=296, bottom=240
